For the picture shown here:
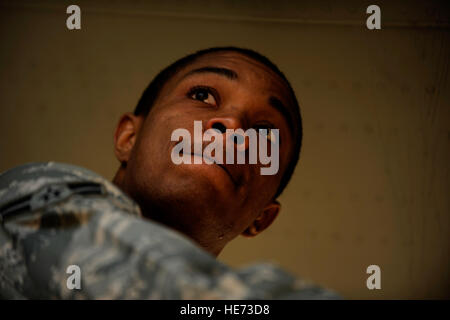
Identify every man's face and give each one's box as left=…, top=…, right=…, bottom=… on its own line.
left=117, top=51, right=297, bottom=254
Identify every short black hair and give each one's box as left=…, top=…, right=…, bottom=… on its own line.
left=134, top=47, right=302, bottom=199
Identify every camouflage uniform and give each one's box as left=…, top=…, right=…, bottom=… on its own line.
left=0, top=162, right=340, bottom=299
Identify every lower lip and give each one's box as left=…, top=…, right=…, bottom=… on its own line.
left=184, top=153, right=236, bottom=186
left=190, top=153, right=215, bottom=163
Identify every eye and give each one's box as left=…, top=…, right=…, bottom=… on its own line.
left=189, top=87, right=217, bottom=106
left=255, top=124, right=277, bottom=143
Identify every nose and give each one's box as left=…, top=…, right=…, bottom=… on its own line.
left=205, top=117, right=248, bottom=149
left=206, top=117, right=241, bottom=132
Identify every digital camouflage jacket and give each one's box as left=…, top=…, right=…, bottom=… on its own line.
left=0, top=162, right=339, bottom=299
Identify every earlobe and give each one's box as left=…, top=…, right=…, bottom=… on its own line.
left=241, top=201, right=280, bottom=237
left=113, top=113, right=143, bottom=164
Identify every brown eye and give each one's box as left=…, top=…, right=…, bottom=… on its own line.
left=256, top=125, right=274, bottom=142
left=190, top=87, right=217, bottom=105
left=262, top=128, right=273, bottom=142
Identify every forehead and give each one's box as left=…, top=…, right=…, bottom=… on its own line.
left=170, top=51, right=294, bottom=105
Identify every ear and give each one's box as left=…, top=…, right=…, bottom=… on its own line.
left=241, top=200, right=280, bottom=237
left=113, top=113, right=143, bottom=164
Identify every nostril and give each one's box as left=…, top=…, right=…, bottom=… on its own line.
left=231, top=133, right=245, bottom=145
left=211, top=122, right=226, bottom=134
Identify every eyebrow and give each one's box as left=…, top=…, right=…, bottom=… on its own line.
left=182, top=66, right=295, bottom=136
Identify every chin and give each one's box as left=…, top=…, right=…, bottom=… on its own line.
left=130, top=164, right=231, bottom=227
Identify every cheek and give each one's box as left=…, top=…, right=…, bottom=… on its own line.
left=258, top=176, right=280, bottom=199
left=147, top=105, right=200, bottom=137
left=237, top=175, right=279, bottom=214
left=130, top=109, right=196, bottom=173
left=141, top=111, right=184, bottom=145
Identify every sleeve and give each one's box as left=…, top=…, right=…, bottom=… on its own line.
left=0, top=162, right=340, bottom=300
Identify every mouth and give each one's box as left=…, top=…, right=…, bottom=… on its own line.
left=184, top=152, right=239, bottom=187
